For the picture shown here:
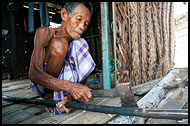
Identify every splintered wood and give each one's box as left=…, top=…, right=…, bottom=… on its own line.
left=113, top=2, right=175, bottom=86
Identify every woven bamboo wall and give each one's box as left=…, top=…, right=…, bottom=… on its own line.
left=112, top=2, right=175, bottom=86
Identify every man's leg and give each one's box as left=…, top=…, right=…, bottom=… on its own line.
left=43, top=38, right=68, bottom=112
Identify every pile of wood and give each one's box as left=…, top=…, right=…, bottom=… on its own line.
left=109, top=68, right=188, bottom=124
left=112, top=2, right=175, bottom=86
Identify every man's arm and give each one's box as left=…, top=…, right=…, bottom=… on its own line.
left=29, top=27, right=93, bottom=102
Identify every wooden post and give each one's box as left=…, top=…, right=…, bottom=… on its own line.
left=10, top=12, right=17, bottom=79
left=101, top=2, right=111, bottom=89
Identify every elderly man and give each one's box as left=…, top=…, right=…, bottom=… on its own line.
left=29, top=2, right=95, bottom=114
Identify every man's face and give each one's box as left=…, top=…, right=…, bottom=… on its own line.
left=65, top=4, right=91, bottom=40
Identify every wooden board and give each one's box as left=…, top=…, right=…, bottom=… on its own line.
left=2, top=104, right=45, bottom=124
left=146, top=86, right=188, bottom=124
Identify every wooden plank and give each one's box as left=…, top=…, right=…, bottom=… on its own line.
left=110, top=69, right=179, bottom=124
left=137, top=69, right=179, bottom=108
left=2, top=105, right=45, bottom=124
left=3, top=87, right=32, bottom=96
left=2, top=89, right=38, bottom=106
left=20, top=109, right=82, bottom=124
left=2, top=79, right=30, bottom=87
left=146, top=86, right=188, bottom=124
left=134, top=69, right=179, bottom=124
left=9, top=10, right=18, bottom=78
left=59, top=97, right=121, bottom=124
left=19, top=98, right=108, bottom=124
left=18, top=112, right=51, bottom=124
left=2, top=103, right=36, bottom=116
left=2, top=83, right=30, bottom=92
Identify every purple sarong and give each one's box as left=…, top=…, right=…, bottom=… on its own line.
left=30, top=38, right=96, bottom=114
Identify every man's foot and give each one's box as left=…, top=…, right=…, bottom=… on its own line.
left=43, top=88, right=54, bottom=112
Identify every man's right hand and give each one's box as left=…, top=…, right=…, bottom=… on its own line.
left=69, top=83, right=93, bottom=103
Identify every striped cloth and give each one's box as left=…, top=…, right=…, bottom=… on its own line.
left=30, top=38, right=96, bottom=114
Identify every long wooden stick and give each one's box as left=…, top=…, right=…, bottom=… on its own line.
left=2, top=95, right=188, bottom=120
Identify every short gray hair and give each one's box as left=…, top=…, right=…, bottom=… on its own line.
left=64, top=2, right=93, bottom=16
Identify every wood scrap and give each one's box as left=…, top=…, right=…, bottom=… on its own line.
left=146, top=86, right=188, bottom=124
left=137, top=69, right=179, bottom=108
left=162, top=76, right=188, bottom=89
left=135, top=69, right=180, bottom=124
left=110, top=69, right=180, bottom=124
left=131, top=77, right=162, bottom=95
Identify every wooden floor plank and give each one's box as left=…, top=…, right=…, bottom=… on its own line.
left=2, top=83, right=30, bottom=92
left=18, top=112, right=51, bottom=124
left=2, top=90, right=39, bottom=106
left=21, top=98, right=106, bottom=124
left=2, top=78, right=122, bottom=124
left=2, top=104, right=36, bottom=116
left=2, top=79, right=30, bottom=88
left=3, top=88, right=32, bottom=96
left=59, top=97, right=121, bottom=124
left=2, top=105, right=45, bottom=124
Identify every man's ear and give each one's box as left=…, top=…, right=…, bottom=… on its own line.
left=60, top=8, right=68, bottom=21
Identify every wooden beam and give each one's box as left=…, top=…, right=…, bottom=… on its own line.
left=10, top=11, right=18, bottom=79
left=101, top=2, right=111, bottom=89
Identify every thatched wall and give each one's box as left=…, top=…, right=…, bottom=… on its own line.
left=112, top=2, right=175, bottom=86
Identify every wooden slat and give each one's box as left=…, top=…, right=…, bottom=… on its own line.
left=146, top=86, right=188, bottom=124
left=2, top=104, right=45, bottom=124
left=2, top=89, right=38, bottom=106
left=59, top=97, right=121, bottom=124
left=2, top=103, right=36, bottom=116
left=18, top=98, right=110, bottom=124
left=2, top=83, right=30, bottom=92
left=2, top=79, right=30, bottom=87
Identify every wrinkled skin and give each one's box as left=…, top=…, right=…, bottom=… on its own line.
left=29, top=4, right=93, bottom=113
